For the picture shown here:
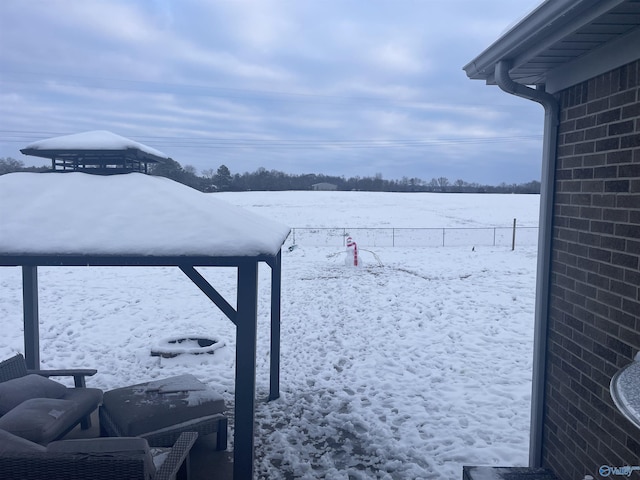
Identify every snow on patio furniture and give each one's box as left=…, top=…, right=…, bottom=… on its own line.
left=0, top=427, right=198, bottom=480
left=0, top=354, right=102, bottom=445
left=100, top=374, right=227, bottom=450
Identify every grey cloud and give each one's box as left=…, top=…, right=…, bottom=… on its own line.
left=0, top=0, right=545, bottom=185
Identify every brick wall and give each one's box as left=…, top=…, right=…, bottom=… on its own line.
left=543, top=60, right=640, bottom=479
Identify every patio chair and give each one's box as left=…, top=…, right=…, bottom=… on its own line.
left=0, top=353, right=102, bottom=444
left=0, top=427, right=198, bottom=480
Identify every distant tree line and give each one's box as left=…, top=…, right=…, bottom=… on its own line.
left=0, top=157, right=48, bottom=175
left=150, top=159, right=541, bottom=194
left=0, top=157, right=541, bottom=194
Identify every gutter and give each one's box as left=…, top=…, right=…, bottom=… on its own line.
left=494, top=60, right=559, bottom=468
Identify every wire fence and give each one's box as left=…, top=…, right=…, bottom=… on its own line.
left=288, top=225, right=539, bottom=248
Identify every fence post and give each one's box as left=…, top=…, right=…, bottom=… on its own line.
left=493, top=227, right=496, bottom=246
left=512, top=218, right=516, bottom=251
left=392, top=228, right=395, bottom=247
left=442, top=228, right=445, bottom=247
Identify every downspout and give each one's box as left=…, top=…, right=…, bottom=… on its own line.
left=494, top=60, right=559, bottom=468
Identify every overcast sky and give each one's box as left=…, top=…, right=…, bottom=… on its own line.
left=0, top=0, right=546, bottom=185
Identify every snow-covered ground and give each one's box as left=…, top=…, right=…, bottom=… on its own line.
left=0, top=191, right=540, bottom=479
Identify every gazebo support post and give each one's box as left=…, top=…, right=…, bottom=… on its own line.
left=22, top=266, right=40, bottom=369
left=234, top=261, right=259, bottom=480
left=269, top=251, right=281, bottom=401
left=180, top=256, right=282, bottom=475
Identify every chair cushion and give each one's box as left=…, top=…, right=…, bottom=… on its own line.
left=0, top=397, right=80, bottom=444
left=62, top=387, right=104, bottom=416
left=0, top=374, right=67, bottom=415
left=48, top=437, right=156, bottom=477
left=0, top=428, right=47, bottom=453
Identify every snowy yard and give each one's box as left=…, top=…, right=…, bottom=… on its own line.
left=0, top=191, right=540, bottom=479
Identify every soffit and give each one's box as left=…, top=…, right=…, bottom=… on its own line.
left=464, top=0, right=640, bottom=89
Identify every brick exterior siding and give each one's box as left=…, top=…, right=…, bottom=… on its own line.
left=544, top=60, right=640, bottom=479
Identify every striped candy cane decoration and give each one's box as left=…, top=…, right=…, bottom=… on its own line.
left=346, top=236, right=358, bottom=266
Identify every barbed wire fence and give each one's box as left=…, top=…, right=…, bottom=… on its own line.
left=287, top=223, right=538, bottom=249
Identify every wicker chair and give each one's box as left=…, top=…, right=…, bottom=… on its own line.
left=0, top=353, right=102, bottom=443
left=0, top=353, right=98, bottom=388
left=0, top=429, right=198, bottom=480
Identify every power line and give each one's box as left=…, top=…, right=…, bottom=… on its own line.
left=0, top=130, right=542, bottom=150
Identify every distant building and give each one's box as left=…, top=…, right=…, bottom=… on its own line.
left=311, top=182, right=337, bottom=191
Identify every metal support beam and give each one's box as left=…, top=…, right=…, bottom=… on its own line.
left=22, top=266, right=40, bottom=369
left=179, top=265, right=237, bottom=324
left=269, top=251, right=282, bottom=401
left=233, top=261, right=258, bottom=480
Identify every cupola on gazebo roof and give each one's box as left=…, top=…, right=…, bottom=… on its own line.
left=20, top=131, right=170, bottom=174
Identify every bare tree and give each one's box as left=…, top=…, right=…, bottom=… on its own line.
left=201, top=168, right=215, bottom=179
left=183, top=164, right=198, bottom=176
left=0, top=157, right=25, bottom=175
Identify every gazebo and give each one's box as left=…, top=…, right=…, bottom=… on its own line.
left=0, top=171, right=290, bottom=480
left=20, top=130, right=169, bottom=174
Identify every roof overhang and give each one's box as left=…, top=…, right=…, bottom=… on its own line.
left=463, top=0, right=640, bottom=93
left=20, top=148, right=165, bottom=164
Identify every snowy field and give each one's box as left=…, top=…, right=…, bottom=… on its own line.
left=0, top=191, right=540, bottom=479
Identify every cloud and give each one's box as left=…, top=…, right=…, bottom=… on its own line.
left=0, top=0, right=546, bottom=185
left=203, top=0, right=296, bottom=51
left=368, top=42, right=426, bottom=75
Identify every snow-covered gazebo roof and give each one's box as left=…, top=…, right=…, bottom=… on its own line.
left=20, top=131, right=170, bottom=174
left=0, top=172, right=290, bottom=480
left=0, top=172, right=288, bottom=259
